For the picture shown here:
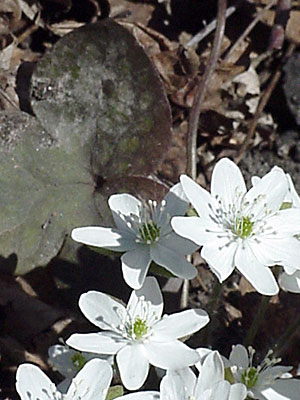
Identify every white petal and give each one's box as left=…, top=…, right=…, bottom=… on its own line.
left=66, top=332, right=125, bottom=354
left=279, top=271, right=300, bottom=293
left=211, top=158, right=246, bottom=206
left=246, top=167, right=287, bottom=215
left=257, top=236, right=300, bottom=269
left=201, top=240, right=237, bottom=282
left=195, top=351, right=224, bottom=396
left=144, top=340, right=200, bottom=369
left=79, top=291, right=125, bottom=330
left=261, top=378, right=300, bottom=400
left=207, top=381, right=231, bottom=400
left=150, top=243, right=197, bottom=279
left=268, top=208, right=300, bottom=236
left=180, top=175, right=217, bottom=217
left=121, top=246, right=152, bottom=289
left=16, top=364, right=55, bottom=400
left=229, top=345, right=249, bottom=369
left=229, top=383, right=247, bottom=400
left=71, top=227, right=136, bottom=251
left=117, top=392, right=160, bottom=400
left=67, top=359, right=112, bottom=400
left=152, top=309, right=209, bottom=341
left=235, top=245, right=279, bottom=296
left=161, top=368, right=196, bottom=400
left=171, top=216, right=221, bottom=246
left=116, top=344, right=149, bottom=390
left=286, top=174, right=300, bottom=208
left=156, top=182, right=189, bottom=224
left=108, top=193, right=141, bottom=216
left=247, top=238, right=280, bottom=266
left=128, top=276, right=164, bottom=319
left=159, top=232, right=199, bottom=255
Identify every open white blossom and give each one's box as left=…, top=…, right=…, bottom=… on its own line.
left=66, top=277, right=209, bottom=390
left=72, top=183, right=198, bottom=289
left=113, top=351, right=247, bottom=400
left=253, top=172, right=300, bottom=294
left=16, top=358, right=112, bottom=400
left=225, top=344, right=300, bottom=400
left=171, top=158, right=300, bottom=295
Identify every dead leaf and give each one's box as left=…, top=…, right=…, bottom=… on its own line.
left=0, top=0, right=21, bottom=35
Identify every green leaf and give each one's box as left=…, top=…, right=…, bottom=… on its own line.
left=0, top=111, right=109, bottom=274
left=0, top=19, right=172, bottom=274
left=106, top=385, right=124, bottom=400
left=31, top=19, right=172, bottom=179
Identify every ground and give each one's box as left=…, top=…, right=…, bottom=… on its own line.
left=1, top=0, right=300, bottom=397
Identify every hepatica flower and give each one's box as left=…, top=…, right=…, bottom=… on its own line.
left=66, top=277, right=209, bottom=390
left=114, top=351, right=247, bottom=400
left=16, top=358, right=112, bottom=400
left=253, top=171, right=300, bottom=294
left=172, top=158, right=300, bottom=295
left=72, top=183, right=198, bottom=289
left=225, top=344, right=300, bottom=400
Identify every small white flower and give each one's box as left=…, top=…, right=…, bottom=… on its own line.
left=48, top=344, right=114, bottom=392
left=253, top=172, right=300, bottom=294
left=72, top=183, right=198, bottom=289
left=16, top=358, right=112, bottom=400
left=225, top=344, right=300, bottom=400
left=66, top=277, right=209, bottom=390
left=171, top=158, right=300, bottom=295
left=113, top=351, right=247, bottom=400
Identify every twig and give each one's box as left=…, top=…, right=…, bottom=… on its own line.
left=180, top=0, right=227, bottom=310
left=0, top=87, right=19, bottom=109
left=268, top=0, right=292, bottom=50
left=224, top=0, right=277, bottom=63
left=185, top=0, right=242, bottom=49
left=244, top=295, right=270, bottom=347
left=235, top=42, right=296, bottom=165
left=186, top=0, right=227, bottom=179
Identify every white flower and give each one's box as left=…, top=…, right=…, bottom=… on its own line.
left=48, top=344, right=114, bottom=392
left=113, top=351, right=247, bottom=400
left=278, top=270, right=300, bottom=293
left=253, top=172, right=300, bottom=294
left=16, top=358, right=112, bottom=400
left=71, top=183, right=198, bottom=289
left=225, top=344, right=300, bottom=400
left=66, top=277, right=209, bottom=390
left=171, top=158, right=300, bottom=295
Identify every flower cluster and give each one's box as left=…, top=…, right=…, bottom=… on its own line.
left=15, top=158, right=300, bottom=400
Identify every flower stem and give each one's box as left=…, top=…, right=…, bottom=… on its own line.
left=274, top=312, right=300, bottom=358
left=200, top=277, right=223, bottom=345
left=243, top=295, right=270, bottom=347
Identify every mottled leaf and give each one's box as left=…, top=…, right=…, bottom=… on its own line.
left=30, top=19, right=172, bottom=179
left=0, top=111, right=108, bottom=274
left=0, top=19, right=172, bottom=274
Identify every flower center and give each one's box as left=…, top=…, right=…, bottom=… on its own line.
left=241, top=367, right=259, bottom=388
left=71, top=352, right=87, bottom=372
left=131, top=318, right=148, bottom=339
left=235, top=216, right=254, bottom=238
left=139, top=221, right=161, bottom=244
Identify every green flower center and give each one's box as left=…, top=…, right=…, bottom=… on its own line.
left=241, top=367, right=259, bottom=388
left=236, top=216, right=254, bottom=238
left=139, top=221, right=160, bottom=243
left=71, top=352, right=87, bottom=372
left=131, top=318, right=148, bottom=339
